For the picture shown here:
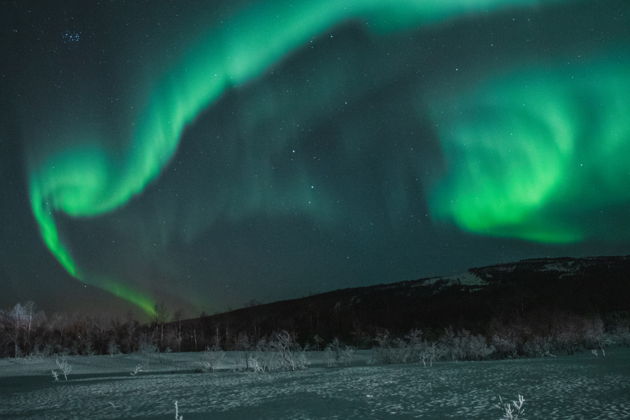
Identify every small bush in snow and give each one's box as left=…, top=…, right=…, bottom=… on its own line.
left=251, top=330, right=308, bottom=372
left=195, top=346, right=225, bottom=373
left=55, top=357, right=72, bottom=381
left=373, top=330, right=403, bottom=364
left=405, top=329, right=441, bottom=366
left=522, top=336, right=555, bottom=358
left=130, top=363, right=143, bottom=376
left=247, top=355, right=264, bottom=373
left=491, top=334, right=518, bottom=358
left=373, top=329, right=442, bottom=366
left=495, top=394, right=525, bottom=420
left=138, top=339, right=161, bottom=366
left=439, top=328, right=495, bottom=361
left=324, top=338, right=355, bottom=367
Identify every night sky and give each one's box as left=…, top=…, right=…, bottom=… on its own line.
left=1, top=0, right=629, bottom=318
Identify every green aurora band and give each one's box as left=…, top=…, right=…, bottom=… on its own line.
left=27, top=0, right=583, bottom=313
left=429, top=51, right=630, bottom=243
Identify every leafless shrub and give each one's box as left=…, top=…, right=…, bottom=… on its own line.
left=405, top=329, right=441, bottom=367
left=251, top=330, right=308, bottom=372
left=439, top=328, right=495, bottom=361
left=373, top=327, right=495, bottom=365
left=522, top=336, right=554, bottom=358
left=373, top=330, right=404, bottom=364
left=324, top=338, right=355, bottom=367
left=491, top=334, right=518, bottom=358
left=373, top=329, right=439, bottom=365
left=130, top=363, right=143, bottom=376
left=495, top=394, right=525, bottom=420
left=236, top=332, right=253, bottom=370
left=55, top=357, right=72, bottom=381
left=138, top=337, right=160, bottom=366
left=247, top=355, right=264, bottom=373
left=195, top=346, right=225, bottom=372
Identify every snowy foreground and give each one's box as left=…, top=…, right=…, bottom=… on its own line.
left=1, top=350, right=630, bottom=419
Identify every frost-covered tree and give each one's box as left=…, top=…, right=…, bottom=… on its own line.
left=325, top=337, right=355, bottom=367
left=236, top=332, right=252, bottom=370
left=55, top=357, right=72, bottom=381
left=153, top=302, right=170, bottom=349
left=254, top=330, right=307, bottom=372
left=9, top=303, right=27, bottom=357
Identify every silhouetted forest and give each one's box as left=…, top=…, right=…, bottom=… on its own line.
left=2, top=256, right=630, bottom=359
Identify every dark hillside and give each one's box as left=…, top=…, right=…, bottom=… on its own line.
left=179, top=256, right=630, bottom=348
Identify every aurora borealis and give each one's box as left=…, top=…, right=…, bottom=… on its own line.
left=429, top=50, right=630, bottom=243
left=2, top=0, right=630, bottom=316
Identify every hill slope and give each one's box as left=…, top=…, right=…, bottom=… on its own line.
left=181, top=255, right=630, bottom=347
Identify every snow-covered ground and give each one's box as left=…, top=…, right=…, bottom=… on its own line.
left=1, top=349, right=630, bottom=419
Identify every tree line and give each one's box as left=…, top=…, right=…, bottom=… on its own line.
left=1, top=300, right=629, bottom=360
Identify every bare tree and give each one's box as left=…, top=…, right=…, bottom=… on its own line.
left=23, top=301, right=35, bottom=352
left=153, top=302, right=170, bottom=350
left=254, top=330, right=307, bottom=372
left=55, top=357, right=72, bottom=381
left=197, top=345, right=225, bottom=372
left=236, top=332, right=252, bottom=370
left=9, top=303, right=26, bottom=357
left=312, top=334, right=323, bottom=351
left=325, top=338, right=355, bottom=367
left=173, top=309, right=184, bottom=352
